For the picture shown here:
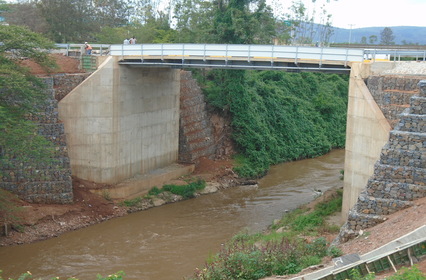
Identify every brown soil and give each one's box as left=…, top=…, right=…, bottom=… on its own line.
left=19, top=53, right=85, bottom=75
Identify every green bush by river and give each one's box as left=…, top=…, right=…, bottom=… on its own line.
left=197, top=69, right=349, bottom=178
left=188, top=188, right=344, bottom=280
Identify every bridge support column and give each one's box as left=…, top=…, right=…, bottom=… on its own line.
left=59, top=56, right=180, bottom=184
left=342, top=63, right=391, bottom=221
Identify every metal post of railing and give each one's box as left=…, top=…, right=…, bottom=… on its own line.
left=247, top=45, right=251, bottom=63
left=182, top=44, right=185, bottom=66
left=271, top=45, right=274, bottom=68
left=319, top=47, right=324, bottom=68
left=161, top=44, right=164, bottom=61
left=203, top=44, right=206, bottom=61
left=225, top=44, right=228, bottom=66
left=345, top=48, right=350, bottom=67
left=140, top=44, right=144, bottom=62
left=295, top=46, right=299, bottom=65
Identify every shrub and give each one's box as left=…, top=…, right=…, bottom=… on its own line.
left=327, top=245, right=343, bottom=258
left=148, top=179, right=206, bottom=199
left=387, top=265, right=426, bottom=280
left=0, top=189, right=23, bottom=235
left=349, top=268, right=376, bottom=280
left=119, top=197, right=142, bottom=207
left=148, top=186, right=162, bottom=196
left=200, top=69, right=349, bottom=178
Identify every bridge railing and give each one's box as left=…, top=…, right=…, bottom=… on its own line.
left=109, top=43, right=365, bottom=65
left=53, top=43, right=111, bottom=56
left=364, top=48, right=426, bottom=61
left=53, top=43, right=426, bottom=65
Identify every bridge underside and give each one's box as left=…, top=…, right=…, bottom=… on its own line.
left=118, top=56, right=352, bottom=74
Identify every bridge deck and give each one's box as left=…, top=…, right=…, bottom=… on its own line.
left=110, top=44, right=365, bottom=72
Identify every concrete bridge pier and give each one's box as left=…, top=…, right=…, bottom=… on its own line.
left=341, top=62, right=392, bottom=220
left=59, top=57, right=186, bottom=197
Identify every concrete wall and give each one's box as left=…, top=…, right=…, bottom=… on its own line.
left=342, top=63, right=391, bottom=219
left=58, top=56, right=180, bottom=184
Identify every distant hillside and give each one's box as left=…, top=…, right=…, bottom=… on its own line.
left=330, top=26, right=426, bottom=45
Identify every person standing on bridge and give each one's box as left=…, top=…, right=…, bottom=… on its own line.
left=84, top=42, right=92, bottom=55
left=123, top=38, right=130, bottom=44
left=130, top=36, right=137, bottom=44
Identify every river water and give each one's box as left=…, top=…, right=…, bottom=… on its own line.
left=0, top=149, right=344, bottom=280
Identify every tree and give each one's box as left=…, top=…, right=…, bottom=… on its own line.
left=285, top=0, right=334, bottom=46
left=174, top=0, right=213, bottom=43
left=93, top=0, right=131, bottom=28
left=369, top=35, right=377, bottom=44
left=380, top=27, right=395, bottom=45
left=0, top=25, right=57, bottom=168
left=174, top=0, right=276, bottom=44
left=36, top=0, right=99, bottom=43
left=2, top=2, right=49, bottom=34
left=361, top=36, right=367, bottom=44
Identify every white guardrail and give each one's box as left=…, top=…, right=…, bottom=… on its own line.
left=109, top=44, right=365, bottom=64
left=53, top=43, right=426, bottom=68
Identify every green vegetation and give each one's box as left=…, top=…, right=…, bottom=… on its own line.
left=152, top=179, right=206, bottom=199
left=119, top=196, right=143, bottom=208
left=119, top=179, right=206, bottom=207
left=387, top=265, right=426, bottom=280
left=147, top=179, right=206, bottom=199
left=0, top=25, right=57, bottom=169
left=348, top=265, right=426, bottom=280
left=0, top=270, right=125, bottom=280
left=349, top=268, right=376, bottom=280
left=0, top=189, right=23, bottom=235
left=199, top=70, right=349, bottom=178
left=0, top=25, right=58, bottom=228
left=188, top=188, right=344, bottom=280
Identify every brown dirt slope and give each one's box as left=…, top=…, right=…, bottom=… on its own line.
left=19, top=53, right=85, bottom=75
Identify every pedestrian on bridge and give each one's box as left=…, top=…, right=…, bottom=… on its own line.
left=130, top=36, right=137, bottom=44
left=123, top=38, right=130, bottom=44
left=84, top=42, right=92, bottom=55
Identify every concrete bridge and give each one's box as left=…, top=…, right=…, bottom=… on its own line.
left=57, top=44, right=426, bottom=217
left=109, top=44, right=364, bottom=73
left=58, top=45, right=362, bottom=187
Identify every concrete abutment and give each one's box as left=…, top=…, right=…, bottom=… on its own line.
left=339, top=62, right=426, bottom=242
left=58, top=57, right=183, bottom=198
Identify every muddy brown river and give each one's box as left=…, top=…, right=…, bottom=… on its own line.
left=0, top=149, right=344, bottom=280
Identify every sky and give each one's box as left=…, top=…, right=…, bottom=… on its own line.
left=4, top=0, right=426, bottom=29
left=275, top=0, right=426, bottom=29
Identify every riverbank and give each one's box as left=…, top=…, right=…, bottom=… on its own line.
left=0, top=157, right=239, bottom=246
left=263, top=195, right=426, bottom=279
left=1, top=156, right=426, bottom=279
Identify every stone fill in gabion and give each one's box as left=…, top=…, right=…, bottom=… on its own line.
left=336, top=76, right=426, bottom=243
left=0, top=74, right=90, bottom=204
